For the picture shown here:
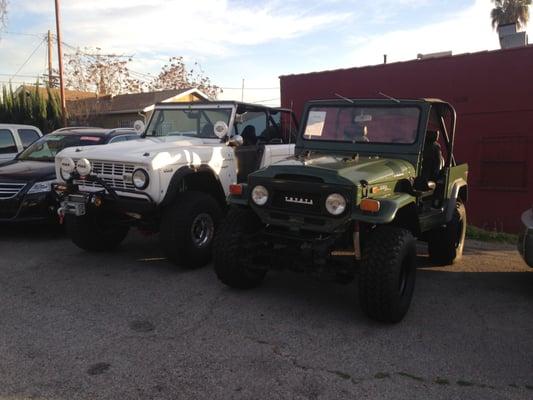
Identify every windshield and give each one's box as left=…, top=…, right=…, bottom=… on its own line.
left=303, top=106, right=421, bottom=144
left=18, top=134, right=103, bottom=162
left=145, top=108, right=233, bottom=138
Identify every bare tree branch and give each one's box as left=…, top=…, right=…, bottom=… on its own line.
left=0, top=0, right=8, bottom=31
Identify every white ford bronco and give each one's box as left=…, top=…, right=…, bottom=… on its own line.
left=55, top=101, right=298, bottom=267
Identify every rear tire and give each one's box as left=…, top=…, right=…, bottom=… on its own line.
left=65, top=212, right=129, bottom=252
left=214, top=207, right=266, bottom=289
left=358, top=226, right=417, bottom=323
left=160, top=191, right=222, bottom=268
left=428, top=201, right=466, bottom=266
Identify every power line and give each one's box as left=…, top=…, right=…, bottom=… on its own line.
left=252, top=98, right=281, bottom=103
left=0, top=72, right=44, bottom=78
left=9, top=37, right=46, bottom=81
left=1, top=30, right=44, bottom=38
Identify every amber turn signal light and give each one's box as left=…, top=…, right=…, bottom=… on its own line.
left=229, top=184, right=243, bottom=196
left=360, top=198, right=381, bottom=213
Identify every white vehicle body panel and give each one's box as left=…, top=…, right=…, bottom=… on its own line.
left=56, top=133, right=294, bottom=203
left=0, top=124, right=43, bottom=161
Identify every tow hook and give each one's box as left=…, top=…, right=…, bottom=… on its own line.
left=57, top=207, right=65, bottom=225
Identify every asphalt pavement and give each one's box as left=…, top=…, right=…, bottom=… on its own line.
left=0, top=226, right=532, bottom=400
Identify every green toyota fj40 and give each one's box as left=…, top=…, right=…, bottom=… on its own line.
left=213, top=98, right=468, bottom=323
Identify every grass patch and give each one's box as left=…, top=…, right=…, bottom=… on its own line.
left=466, top=225, right=518, bottom=245
left=434, top=378, right=450, bottom=385
left=374, top=372, right=390, bottom=379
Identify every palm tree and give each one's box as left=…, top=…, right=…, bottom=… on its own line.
left=491, top=0, right=531, bottom=30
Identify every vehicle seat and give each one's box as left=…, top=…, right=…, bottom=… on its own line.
left=344, top=124, right=369, bottom=142
left=235, top=125, right=262, bottom=183
left=416, top=130, right=445, bottom=201
left=259, top=126, right=282, bottom=144
left=422, top=130, right=444, bottom=182
left=241, top=125, right=257, bottom=146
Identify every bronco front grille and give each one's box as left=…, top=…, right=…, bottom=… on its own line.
left=0, top=182, right=27, bottom=199
left=74, top=160, right=136, bottom=191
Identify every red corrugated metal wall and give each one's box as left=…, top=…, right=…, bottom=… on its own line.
left=280, top=46, right=533, bottom=232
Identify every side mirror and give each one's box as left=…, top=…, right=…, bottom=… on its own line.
left=228, top=135, right=244, bottom=147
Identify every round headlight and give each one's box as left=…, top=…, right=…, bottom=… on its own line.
left=251, top=185, right=269, bottom=206
left=60, top=169, right=71, bottom=180
left=132, top=169, right=149, bottom=190
left=60, top=157, right=76, bottom=173
left=76, top=158, right=92, bottom=177
left=325, top=193, right=346, bottom=215
left=76, top=158, right=92, bottom=176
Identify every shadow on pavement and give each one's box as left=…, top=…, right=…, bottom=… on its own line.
left=0, top=222, right=64, bottom=240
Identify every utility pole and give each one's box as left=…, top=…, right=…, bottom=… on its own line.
left=54, top=0, right=67, bottom=126
left=241, top=78, right=245, bottom=102
left=47, top=30, right=53, bottom=87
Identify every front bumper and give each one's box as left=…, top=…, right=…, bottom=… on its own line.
left=518, top=209, right=533, bottom=268
left=0, top=192, right=58, bottom=223
left=58, top=176, right=157, bottom=218
left=240, top=225, right=357, bottom=276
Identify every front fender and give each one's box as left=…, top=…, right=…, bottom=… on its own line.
left=227, top=184, right=250, bottom=206
left=352, top=193, right=416, bottom=224
left=160, top=164, right=224, bottom=207
left=444, top=178, right=467, bottom=222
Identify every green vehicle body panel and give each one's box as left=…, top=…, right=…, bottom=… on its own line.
left=230, top=98, right=467, bottom=235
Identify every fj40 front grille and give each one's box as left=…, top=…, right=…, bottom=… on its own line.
left=270, top=190, right=323, bottom=214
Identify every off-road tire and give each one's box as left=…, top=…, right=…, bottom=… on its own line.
left=358, top=226, right=417, bottom=323
left=65, top=213, right=129, bottom=252
left=214, top=206, right=266, bottom=289
left=160, top=191, right=222, bottom=268
left=428, top=201, right=466, bottom=266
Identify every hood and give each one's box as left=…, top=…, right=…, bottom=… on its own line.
left=56, top=136, right=224, bottom=164
left=261, top=154, right=416, bottom=186
left=0, top=159, right=56, bottom=182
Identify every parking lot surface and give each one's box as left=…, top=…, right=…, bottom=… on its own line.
left=0, top=226, right=532, bottom=400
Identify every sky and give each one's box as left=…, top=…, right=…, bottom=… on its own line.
left=0, top=0, right=528, bottom=105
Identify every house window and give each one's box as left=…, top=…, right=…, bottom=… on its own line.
left=118, top=119, right=134, bottom=128
left=479, top=136, right=528, bottom=190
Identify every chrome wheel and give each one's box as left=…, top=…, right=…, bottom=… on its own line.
left=190, top=213, right=214, bottom=248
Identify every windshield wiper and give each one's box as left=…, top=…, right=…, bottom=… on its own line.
left=334, top=93, right=355, bottom=104
left=377, top=91, right=400, bottom=103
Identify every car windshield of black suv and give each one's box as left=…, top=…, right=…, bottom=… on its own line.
left=302, top=106, right=420, bottom=144
left=18, top=134, right=104, bottom=162
left=145, top=108, right=233, bottom=138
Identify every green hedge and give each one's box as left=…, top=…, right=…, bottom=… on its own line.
left=0, top=83, right=63, bottom=133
